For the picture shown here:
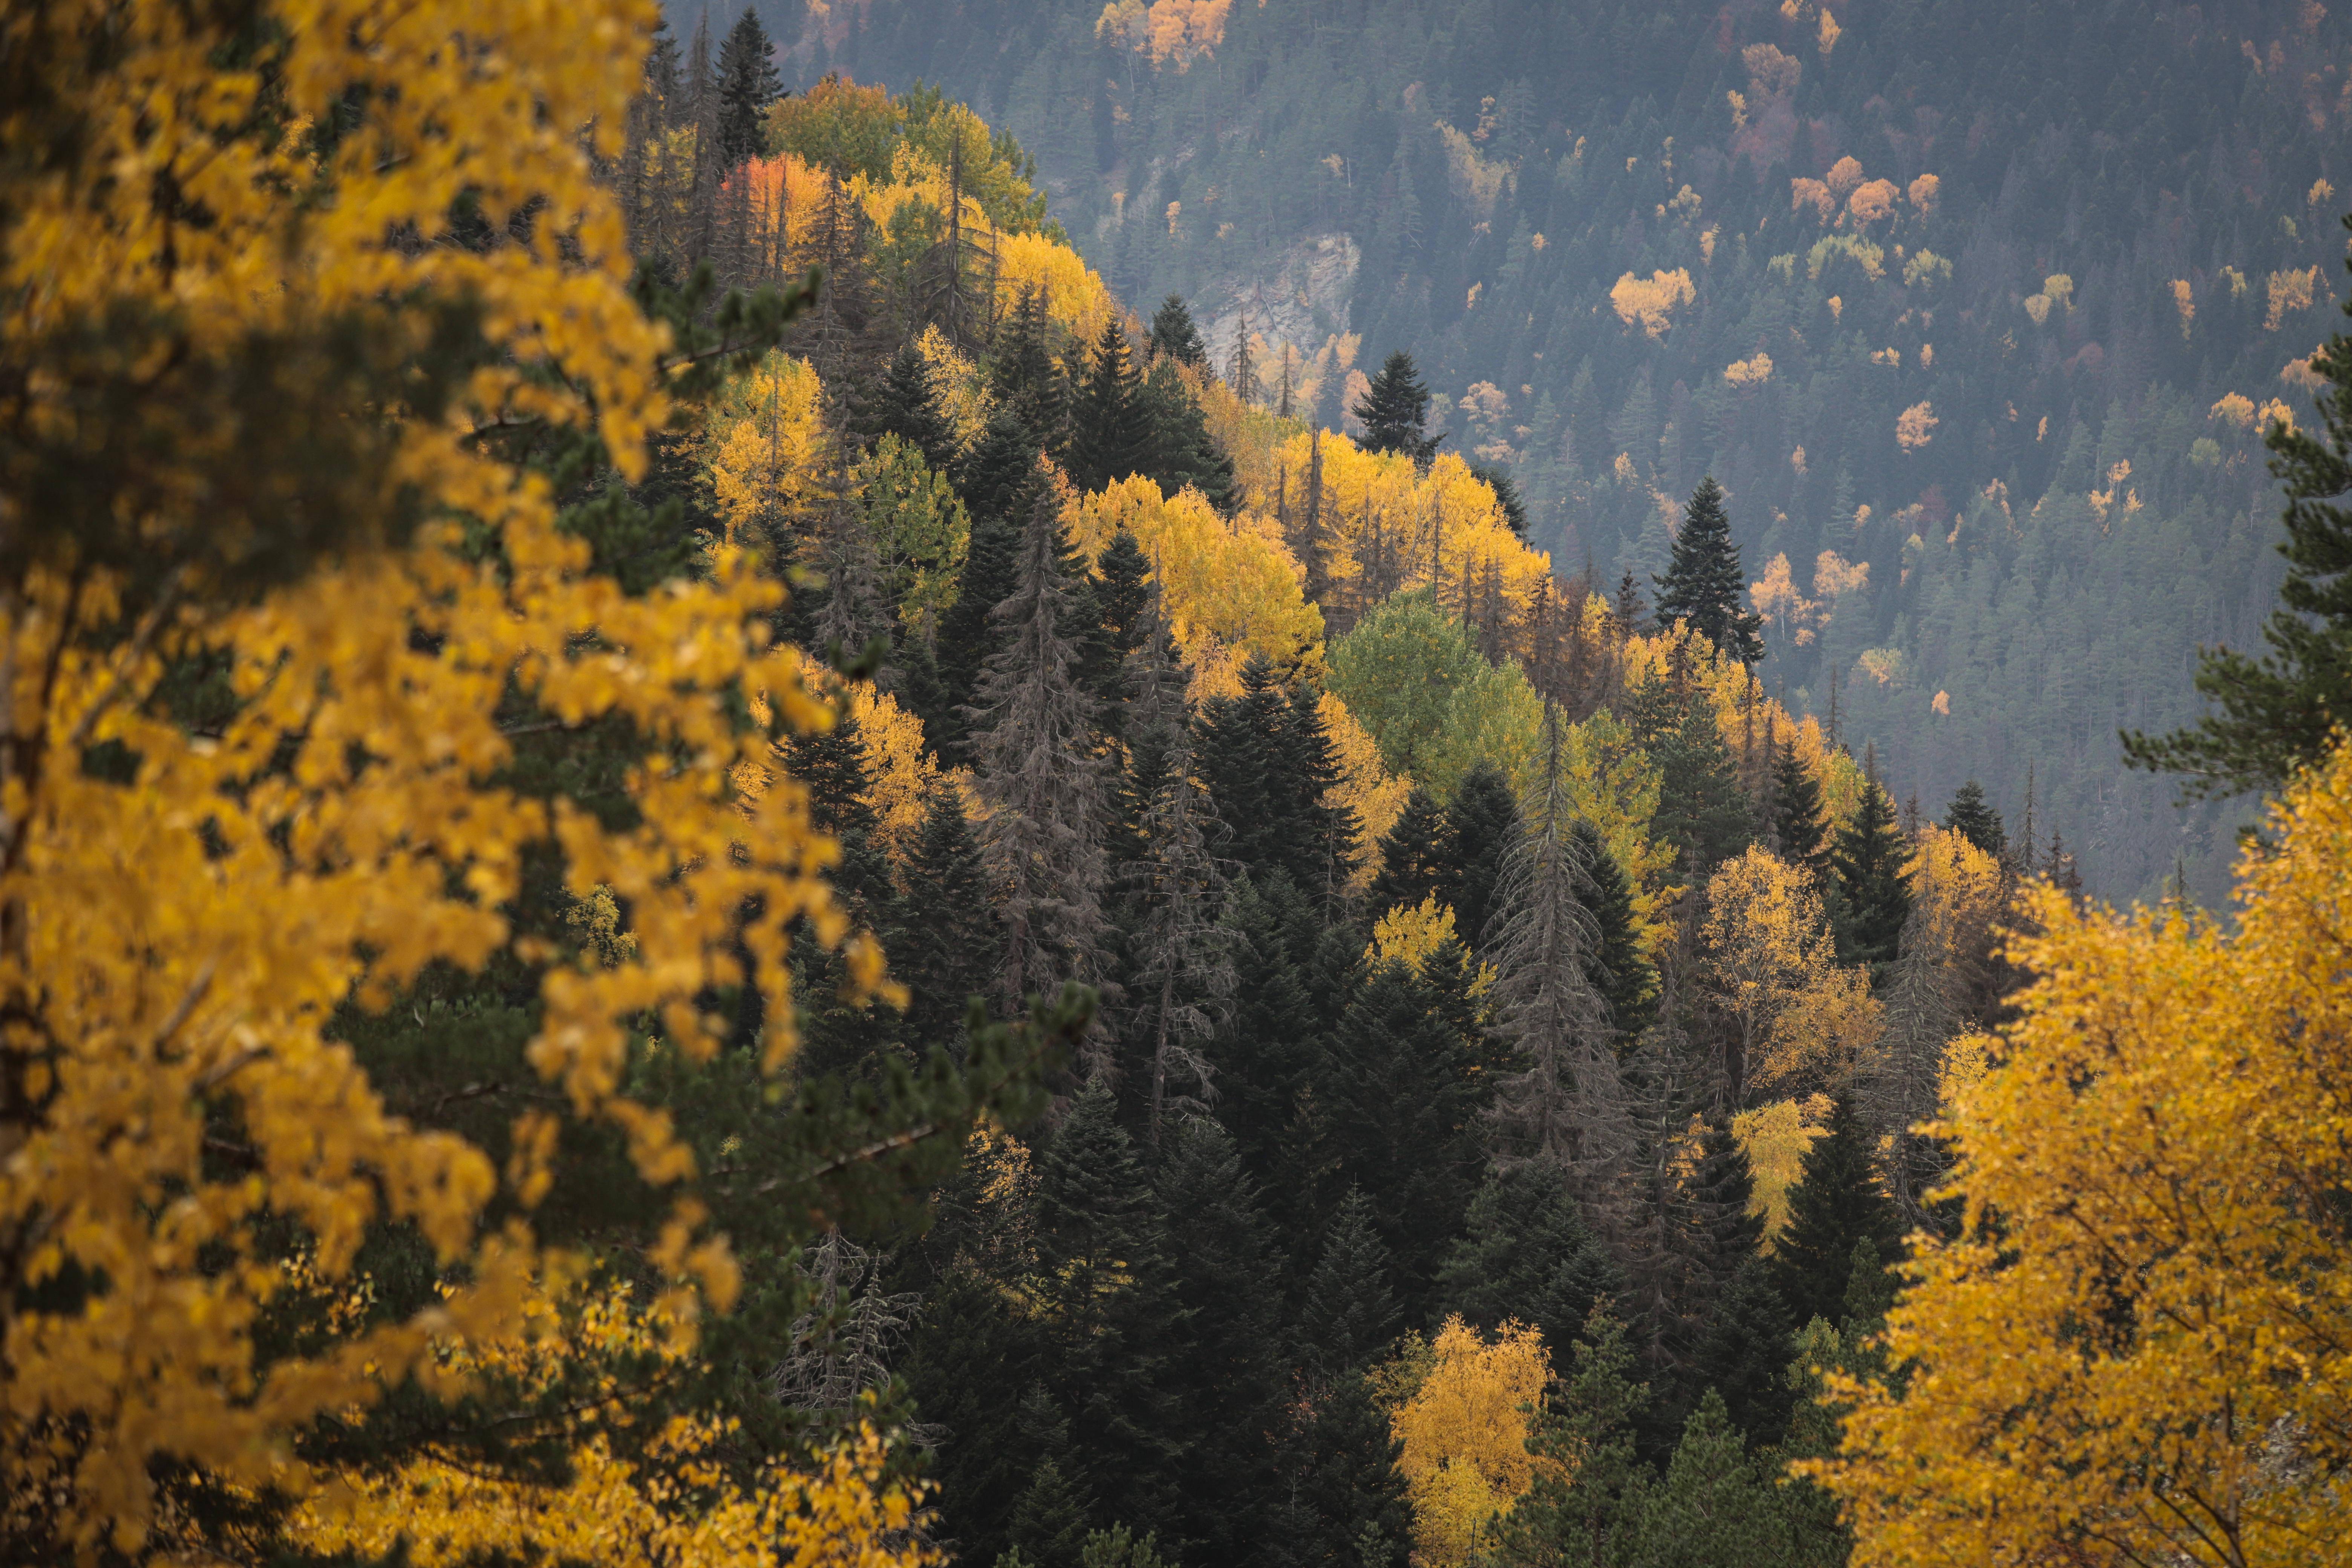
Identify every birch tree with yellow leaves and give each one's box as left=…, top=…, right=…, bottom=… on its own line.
left=1818, top=741, right=2352, bottom=1566
left=0, top=3, right=1079, bottom=1560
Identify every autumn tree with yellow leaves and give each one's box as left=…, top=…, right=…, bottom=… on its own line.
left=0, top=3, right=1082, bottom=1560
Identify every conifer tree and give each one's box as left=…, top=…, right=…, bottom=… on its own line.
left=1208, top=872, right=1324, bottom=1192
left=890, top=789, right=996, bottom=1049
left=1831, top=775, right=1911, bottom=974
left=1436, top=1163, right=1623, bottom=1355
left=1138, top=357, right=1237, bottom=511
left=1654, top=477, right=1766, bottom=665
left=1573, top=821, right=1657, bottom=1038
left=714, top=7, right=783, bottom=167
left=1194, top=656, right=1354, bottom=898
left=1227, top=306, right=1260, bottom=404
left=1319, top=960, right=1487, bottom=1321
left=1122, top=707, right=1234, bottom=1136
left=991, top=287, right=1069, bottom=454
left=1005, top=1460, right=1092, bottom=1568
left=1443, top=763, right=1519, bottom=945
left=898, top=1271, right=1048, bottom=1565
left=931, top=496, right=1024, bottom=750
left=1770, top=1092, right=1902, bottom=1331
left=1032, top=1078, right=1184, bottom=1534
left=1155, top=1121, right=1286, bottom=1567
left=1483, top=708, right=1629, bottom=1184
left=1293, top=1372, right=1413, bottom=1568
left=957, top=406, right=1049, bottom=529
left=1070, top=319, right=1154, bottom=492
left=866, top=341, right=958, bottom=474
left=1145, top=294, right=1210, bottom=367
left=1686, top=1258, right=1796, bottom=1446
left=1638, top=684, right=1755, bottom=875
left=1367, top=786, right=1449, bottom=914
left=1940, top=779, right=2006, bottom=858
left=1865, top=893, right=1965, bottom=1234
left=1470, top=462, right=1530, bottom=537
left=2124, top=268, right=2352, bottom=797
left=1353, top=350, right=1443, bottom=463
left=1489, top=1308, right=1654, bottom=1568
left=968, top=478, right=1112, bottom=1012
left=1770, top=735, right=1833, bottom=882
left=1084, top=529, right=1156, bottom=718
left=1299, top=1187, right=1404, bottom=1377
left=1631, top=1390, right=1797, bottom=1566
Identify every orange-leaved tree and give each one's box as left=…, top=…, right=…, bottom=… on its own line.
left=1813, top=738, right=2352, bottom=1563
left=0, top=2, right=1076, bottom=1560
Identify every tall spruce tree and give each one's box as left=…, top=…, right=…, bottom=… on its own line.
left=1940, top=780, right=2006, bottom=858
left=2124, top=256, right=2352, bottom=798
left=1138, top=358, right=1237, bottom=511
left=713, top=7, right=783, bottom=167
left=1769, top=735, right=1832, bottom=882
left=1444, top=763, right=1520, bottom=946
left=991, top=287, right=1069, bottom=455
left=1207, top=871, right=1325, bottom=1200
left=1032, top=1078, right=1184, bottom=1537
left=1298, top=1187, right=1404, bottom=1376
left=1194, top=655, right=1353, bottom=900
left=1122, top=704, right=1234, bottom=1136
left=865, top=341, right=958, bottom=473
left=967, top=478, right=1111, bottom=1013
left=1770, top=1092, right=1903, bottom=1331
left=1488, top=1309, right=1655, bottom=1568
left=1573, top=822, right=1656, bottom=1039
left=1070, top=319, right=1154, bottom=492
left=1352, top=350, right=1443, bottom=463
left=1653, top=478, right=1765, bottom=666
left=1145, top=294, right=1210, bottom=367
left=1831, top=774, right=1911, bottom=974
left=1154, top=1121, right=1287, bottom=1568
left=890, top=789, right=995, bottom=1050
left=1436, top=1163, right=1623, bottom=1355
left=1686, top=1258, right=1796, bottom=1446
left=1367, top=786, right=1449, bottom=914
left=1293, top=1372, right=1412, bottom=1568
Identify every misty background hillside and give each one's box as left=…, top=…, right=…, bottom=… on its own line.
left=740, top=0, right=2348, bottom=900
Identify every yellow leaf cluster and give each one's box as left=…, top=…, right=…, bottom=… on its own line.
left=1818, top=741, right=2352, bottom=1566
left=697, top=351, right=829, bottom=545
left=1393, top=1317, right=1555, bottom=1568
left=286, top=1283, right=932, bottom=1568
left=1610, top=268, right=1698, bottom=337
left=1724, top=351, right=1776, bottom=389
left=1733, top=1095, right=1833, bottom=1239
left=1701, top=848, right=1881, bottom=1098
left=2266, top=263, right=2322, bottom=329
left=1061, top=473, right=1325, bottom=692
left=1320, top=691, right=1415, bottom=887
left=1368, top=894, right=1468, bottom=974
left=1896, top=400, right=1939, bottom=450
left=0, top=1, right=868, bottom=1551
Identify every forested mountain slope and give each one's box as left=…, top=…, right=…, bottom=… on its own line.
left=773, top=0, right=2350, bottom=900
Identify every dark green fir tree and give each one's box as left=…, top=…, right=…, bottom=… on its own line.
left=1770, top=1092, right=1903, bottom=1332
left=1832, top=771, right=1911, bottom=974
left=713, top=7, right=782, bottom=167
left=1069, top=319, right=1154, bottom=492
left=1573, top=822, right=1656, bottom=1039
left=1769, top=736, right=1832, bottom=882
left=1940, top=779, right=2006, bottom=858
left=1145, top=294, right=1210, bottom=368
left=1352, top=351, right=1443, bottom=464
left=1653, top=477, right=1765, bottom=666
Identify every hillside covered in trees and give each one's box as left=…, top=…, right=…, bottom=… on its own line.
left=775, top=0, right=2351, bottom=902
left=14, top=4, right=2352, bottom=1567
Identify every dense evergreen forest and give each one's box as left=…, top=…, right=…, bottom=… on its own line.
left=762, top=0, right=2350, bottom=903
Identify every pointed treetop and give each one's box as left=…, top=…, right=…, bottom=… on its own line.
left=1146, top=295, right=1209, bottom=368
left=1654, top=476, right=1766, bottom=666
left=1353, top=351, right=1443, bottom=464
left=714, top=7, right=783, bottom=167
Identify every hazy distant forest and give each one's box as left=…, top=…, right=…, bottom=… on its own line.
left=774, top=0, right=2349, bottom=905
left=9, top=3, right=2352, bottom=1567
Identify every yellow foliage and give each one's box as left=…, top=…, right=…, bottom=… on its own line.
left=2023, top=292, right=2052, bottom=325
left=1369, top=894, right=1467, bottom=972
left=1817, top=742, right=2352, bottom=1566
left=1701, top=848, right=1881, bottom=1097
left=847, top=682, right=945, bottom=862
left=2042, top=272, right=2074, bottom=310
left=286, top=1284, right=932, bottom=1568
left=2210, top=390, right=2257, bottom=429
left=2172, top=277, right=2197, bottom=336
left=916, top=325, right=996, bottom=454
left=1847, top=178, right=1900, bottom=225
left=2283, top=352, right=2328, bottom=392
left=1610, top=268, right=1698, bottom=337
left=1743, top=42, right=1804, bottom=97
left=1826, top=156, right=1867, bottom=198
left=1436, top=123, right=1514, bottom=219
left=1818, top=6, right=1842, bottom=54
left=1790, top=178, right=1836, bottom=220
left=698, top=351, right=829, bottom=545
left=0, top=2, right=868, bottom=1551
left=2266, top=263, right=2321, bottom=329
left=1062, top=473, right=1325, bottom=683
left=1097, top=0, right=1233, bottom=69
left=1322, top=691, right=1415, bottom=888
left=1807, top=233, right=1886, bottom=281
left=1724, top=351, right=1776, bottom=389
left=997, top=229, right=1118, bottom=346
left=1733, top=1096, right=1832, bottom=1240
left=1393, top=1317, right=1554, bottom=1568
left=1896, top=400, right=1939, bottom=450
left=1907, top=173, right=1940, bottom=212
